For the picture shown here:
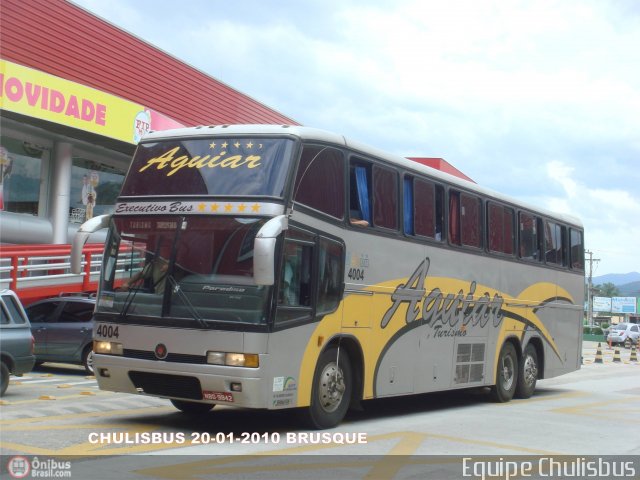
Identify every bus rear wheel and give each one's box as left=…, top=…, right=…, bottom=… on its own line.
left=492, top=342, right=518, bottom=403
left=170, top=399, right=215, bottom=414
left=515, top=344, right=538, bottom=399
left=303, top=346, right=352, bottom=429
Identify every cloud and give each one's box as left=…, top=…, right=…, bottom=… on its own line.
left=71, top=0, right=640, bottom=274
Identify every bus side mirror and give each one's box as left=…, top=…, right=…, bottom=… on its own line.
left=253, top=215, right=288, bottom=285
left=70, top=214, right=111, bottom=274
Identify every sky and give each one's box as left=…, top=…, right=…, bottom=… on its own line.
left=73, top=0, right=639, bottom=276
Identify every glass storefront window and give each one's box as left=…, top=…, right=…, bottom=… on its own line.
left=0, top=137, right=48, bottom=215
left=71, top=158, right=125, bottom=222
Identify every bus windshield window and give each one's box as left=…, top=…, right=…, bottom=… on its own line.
left=120, top=138, right=295, bottom=197
left=97, top=216, right=270, bottom=326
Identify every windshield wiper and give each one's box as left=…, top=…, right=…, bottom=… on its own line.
left=120, top=282, right=143, bottom=319
left=167, top=275, right=208, bottom=329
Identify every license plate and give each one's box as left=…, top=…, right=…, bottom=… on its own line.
left=202, top=391, right=234, bottom=402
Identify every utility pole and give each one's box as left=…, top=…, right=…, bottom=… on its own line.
left=585, top=250, right=600, bottom=326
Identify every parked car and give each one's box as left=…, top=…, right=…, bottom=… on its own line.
left=25, top=293, right=96, bottom=374
left=0, top=289, right=35, bottom=396
left=606, top=323, right=640, bottom=349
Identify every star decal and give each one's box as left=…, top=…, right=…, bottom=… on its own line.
left=246, top=141, right=253, bottom=149
left=210, top=203, right=219, bottom=212
left=198, top=203, right=206, bottom=212
left=209, top=142, right=216, bottom=149
left=224, top=204, right=233, bottom=212
left=251, top=204, right=261, bottom=212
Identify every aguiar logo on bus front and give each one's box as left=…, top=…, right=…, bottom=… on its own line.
left=138, top=145, right=263, bottom=176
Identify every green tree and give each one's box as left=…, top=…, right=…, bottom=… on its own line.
left=594, top=282, right=620, bottom=297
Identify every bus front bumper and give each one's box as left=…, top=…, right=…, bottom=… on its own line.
left=93, top=354, right=270, bottom=409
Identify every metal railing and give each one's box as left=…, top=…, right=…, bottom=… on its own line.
left=0, top=244, right=106, bottom=304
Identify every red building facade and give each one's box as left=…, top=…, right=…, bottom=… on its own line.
left=0, top=0, right=297, bottom=247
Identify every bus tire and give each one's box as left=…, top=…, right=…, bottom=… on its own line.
left=491, top=342, right=518, bottom=403
left=304, top=346, right=352, bottom=429
left=515, top=344, right=538, bottom=399
left=170, top=399, right=215, bottom=414
left=1, top=362, right=9, bottom=397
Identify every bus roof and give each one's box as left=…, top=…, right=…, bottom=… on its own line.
left=141, top=124, right=582, bottom=228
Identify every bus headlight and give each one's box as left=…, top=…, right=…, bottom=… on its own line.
left=94, top=340, right=123, bottom=355
left=206, top=351, right=259, bottom=368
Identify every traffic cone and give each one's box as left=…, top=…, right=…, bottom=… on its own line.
left=630, top=346, right=638, bottom=363
left=594, top=343, right=604, bottom=364
left=613, top=348, right=622, bottom=363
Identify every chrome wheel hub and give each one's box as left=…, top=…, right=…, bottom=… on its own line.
left=523, top=355, right=537, bottom=386
left=501, top=355, right=515, bottom=390
left=318, top=362, right=345, bottom=413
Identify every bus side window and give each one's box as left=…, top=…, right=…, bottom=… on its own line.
left=544, top=221, right=566, bottom=266
left=570, top=228, right=584, bottom=270
left=317, top=238, right=344, bottom=314
left=294, top=145, right=345, bottom=220
left=449, top=191, right=461, bottom=245
left=279, top=241, right=312, bottom=307
left=519, top=213, right=541, bottom=261
left=349, top=163, right=371, bottom=227
left=372, top=165, right=398, bottom=230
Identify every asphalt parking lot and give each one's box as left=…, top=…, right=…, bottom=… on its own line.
left=1, top=341, right=639, bottom=479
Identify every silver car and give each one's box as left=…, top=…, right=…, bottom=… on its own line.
left=607, top=323, right=640, bottom=349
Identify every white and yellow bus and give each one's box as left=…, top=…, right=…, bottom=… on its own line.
left=72, top=125, right=585, bottom=429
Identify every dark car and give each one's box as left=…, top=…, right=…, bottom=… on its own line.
left=0, top=289, right=36, bottom=396
left=25, top=293, right=96, bottom=374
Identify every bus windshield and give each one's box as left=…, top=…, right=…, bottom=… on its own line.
left=97, top=216, right=270, bottom=326
left=120, top=137, right=295, bottom=197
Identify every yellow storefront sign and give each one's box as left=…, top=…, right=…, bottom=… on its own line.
left=0, top=59, right=146, bottom=144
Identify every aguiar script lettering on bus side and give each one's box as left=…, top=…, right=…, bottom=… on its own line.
left=381, top=258, right=504, bottom=330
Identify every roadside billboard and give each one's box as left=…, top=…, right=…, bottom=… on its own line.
left=611, top=297, right=637, bottom=314
left=592, top=296, right=612, bottom=312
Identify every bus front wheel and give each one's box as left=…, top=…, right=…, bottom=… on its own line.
left=491, top=342, right=518, bottom=403
left=170, top=399, right=215, bottom=414
left=303, top=346, right=352, bottom=429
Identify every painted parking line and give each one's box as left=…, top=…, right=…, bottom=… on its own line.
left=57, top=379, right=98, bottom=386
left=552, top=397, right=640, bottom=422
left=133, top=431, right=562, bottom=480
left=10, top=379, right=98, bottom=389
left=11, top=378, right=62, bottom=385
left=0, top=391, right=110, bottom=405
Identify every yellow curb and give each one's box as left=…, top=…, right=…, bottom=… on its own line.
left=85, top=376, right=95, bottom=380
left=38, top=395, right=56, bottom=400
left=11, top=381, right=23, bottom=385
left=79, top=391, right=95, bottom=396
left=39, top=374, right=54, bottom=377
left=57, top=384, right=73, bottom=389
left=0, top=400, right=11, bottom=405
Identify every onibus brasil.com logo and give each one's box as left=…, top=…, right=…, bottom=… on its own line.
left=7, top=456, right=71, bottom=478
